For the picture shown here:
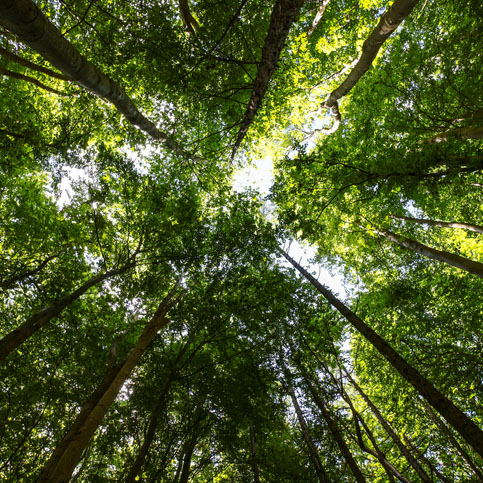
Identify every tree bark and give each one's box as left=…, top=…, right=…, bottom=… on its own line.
left=0, top=45, right=70, bottom=79
left=250, top=424, right=261, bottom=483
left=231, top=0, right=305, bottom=157
left=0, top=263, right=135, bottom=362
left=283, top=369, right=329, bottom=483
left=427, top=126, right=483, bottom=143
left=178, top=0, right=199, bottom=35
left=281, top=249, right=483, bottom=459
left=300, top=370, right=366, bottom=483
left=344, top=370, right=431, bottom=482
left=307, top=0, right=330, bottom=37
left=37, top=283, right=182, bottom=483
left=0, top=0, right=195, bottom=158
left=391, top=214, right=483, bottom=234
left=324, top=0, right=420, bottom=131
left=378, top=228, right=483, bottom=278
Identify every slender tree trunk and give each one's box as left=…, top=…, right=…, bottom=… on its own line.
left=423, top=403, right=483, bottom=480
left=281, top=249, right=483, bottom=459
left=283, top=370, right=329, bottom=483
left=377, top=228, right=483, bottom=278
left=427, top=127, right=483, bottom=143
left=391, top=215, right=483, bottom=234
left=0, top=263, right=134, bottom=362
left=344, top=370, right=431, bottom=482
left=178, top=0, right=199, bottom=34
left=250, top=424, right=261, bottom=483
left=0, top=45, right=70, bottom=79
left=307, top=0, right=330, bottom=37
left=0, top=65, right=70, bottom=95
left=37, top=283, right=183, bottom=483
left=324, top=0, right=420, bottom=131
left=0, top=0, right=195, bottom=158
left=231, top=0, right=305, bottom=157
left=300, top=370, right=366, bottom=483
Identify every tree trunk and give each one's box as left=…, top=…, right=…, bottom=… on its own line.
left=344, top=370, right=431, bottom=482
left=301, top=370, right=366, bottom=483
left=178, top=0, right=199, bottom=35
left=37, top=283, right=182, bottom=483
left=0, top=45, right=70, bottom=79
left=427, top=126, right=483, bottom=143
left=391, top=214, right=483, bottom=234
left=324, top=0, right=420, bottom=130
left=283, top=369, right=329, bottom=483
left=281, top=249, right=483, bottom=459
left=250, top=424, right=261, bottom=483
left=378, top=228, right=483, bottom=278
left=307, top=0, right=330, bottom=37
left=0, top=263, right=134, bottom=362
left=231, top=0, right=305, bottom=157
left=0, top=0, right=195, bottom=158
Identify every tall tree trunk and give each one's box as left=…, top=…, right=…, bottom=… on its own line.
left=307, top=0, right=330, bottom=37
left=377, top=228, right=483, bottom=278
left=0, top=0, right=195, bottom=158
left=423, top=402, right=483, bottom=480
left=283, top=369, right=329, bottom=483
left=231, top=0, right=305, bottom=157
left=281, top=249, right=483, bottom=459
left=0, top=262, right=134, bottom=362
left=427, top=126, right=483, bottom=143
left=250, top=424, right=261, bottom=483
left=125, top=338, right=193, bottom=483
left=300, top=369, right=366, bottom=483
left=391, top=214, right=483, bottom=234
left=324, top=0, right=420, bottom=131
left=344, top=369, right=431, bottom=482
left=0, top=45, right=70, bottom=79
left=37, top=283, right=183, bottom=483
left=178, top=0, right=199, bottom=35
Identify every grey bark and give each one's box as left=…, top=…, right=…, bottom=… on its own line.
left=0, top=0, right=196, bottom=158
left=281, top=248, right=483, bottom=459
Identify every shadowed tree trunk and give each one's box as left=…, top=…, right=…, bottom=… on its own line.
left=391, top=214, right=483, bottom=234
left=281, top=248, right=483, bottom=459
left=376, top=227, right=483, bottom=278
left=178, top=0, right=199, bottom=35
left=250, top=424, right=261, bottom=483
left=0, top=262, right=135, bottom=362
left=231, top=0, right=305, bottom=157
left=427, top=126, right=483, bottom=143
left=324, top=0, right=420, bottom=131
left=298, top=366, right=366, bottom=483
left=37, top=283, right=183, bottom=483
left=0, top=0, right=196, bottom=158
left=282, top=367, right=329, bottom=483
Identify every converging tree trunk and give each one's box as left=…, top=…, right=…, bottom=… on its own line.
left=283, top=368, right=329, bottom=483
left=377, top=228, right=483, bottom=278
left=392, top=214, right=483, bottom=234
left=0, top=0, right=195, bottom=158
left=324, top=0, right=420, bottom=131
left=0, top=262, right=135, bottom=362
left=281, top=249, right=483, bottom=459
left=307, top=0, right=330, bottom=37
left=37, top=283, right=183, bottom=483
left=299, top=366, right=366, bottom=483
left=231, top=0, right=305, bottom=157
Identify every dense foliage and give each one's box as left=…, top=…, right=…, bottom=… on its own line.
left=0, top=0, right=482, bottom=481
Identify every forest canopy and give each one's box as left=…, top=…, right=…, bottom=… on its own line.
left=0, top=0, right=482, bottom=481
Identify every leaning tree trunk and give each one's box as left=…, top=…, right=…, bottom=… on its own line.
left=0, top=0, right=194, bottom=158
left=378, top=228, right=483, bottom=278
left=283, top=368, right=329, bottom=483
left=427, top=126, right=483, bottom=143
left=281, top=249, right=483, bottom=459
left=300, top=368, right=366, bottom=483
left=37, top=283, right=183, bottom=483
left=231, top=0, right=305, bottom=157
left=324, top=0, right=420, bottom=131
left=392, top=214, right=483, bottom=234
left=0, top=262, right=134, bottom=362
left=344, top=369, right=431, bottom=482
